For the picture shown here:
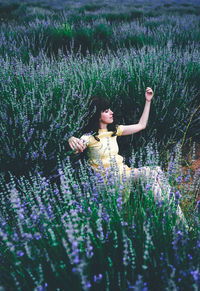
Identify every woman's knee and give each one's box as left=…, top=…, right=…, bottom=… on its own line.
left=139, top=166, right=151, bottom=175
left=131, top=168, right=139, bottom=181
left=131, top=166, right=163, bottom=182
left=132, top=166, right=151, bottom=182
left=155, top=166, right=162, bottom=172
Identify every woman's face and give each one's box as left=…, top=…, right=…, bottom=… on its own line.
left=99, top=108, right=113, bottom=125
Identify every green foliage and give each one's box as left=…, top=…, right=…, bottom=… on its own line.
left=73, top=27, right=93, bottom=54
left=93, top=23, right=113, bottom=42
left=80, top=4, right=104, bottom=12
left=67, top=14, right=83, bottom=25
left=1, top=6, right=200, bottom=57
left=45, top=24, right=73, bottom=55
left=103, top=10, right=144, bottom=23
left=130, top=9, right=144, bottom=19
left=44, top=22, right=114, bottom=56
left=124, top=33, right=154, bottom=48
left=0, top=146, right=199, bottom=290
left=83, top=14, right=99, bottom=23
left=103, top=12, right=133, bottom=23
left=0, top=43, right=199, bottom=176
left=163, top=3, right=173, bottom=8
left=0, top=2, right=200, bottom=288
left=0, top=2, right=20, bottom=14
left=168, top=7, right=200, bottom=16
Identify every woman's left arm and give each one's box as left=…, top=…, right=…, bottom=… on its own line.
left=121, top=87, right=154, bottom=136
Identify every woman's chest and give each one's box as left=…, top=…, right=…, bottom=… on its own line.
left=89, top=136, right=119, bottom=157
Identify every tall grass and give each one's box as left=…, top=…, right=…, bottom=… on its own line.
left=0, top=145, right=199, bottom=290
left=0, top=1, right=200, bottom=290
left=0, top=13, right=200, bottom=58
left=0, top=45, right=199, bottom=177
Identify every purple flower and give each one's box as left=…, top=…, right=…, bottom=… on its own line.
left=94, top=273, right=103, bottom=283
left=16, top=250, right=24, bottom=257
left=34, top=233, right=42, bottom=240
left=187, top=254, right=193, bottom=260
left=54, top=189, right=59, bottom=195
left=73, top=256, right=79, bottom=264
left=86, top=282, right=91, bottom=288
left=175, top=175, right=182, bottom=184
left=145, top=184, right=151, bottom=190
left=38, top=285, right=47, bottom=291
left=196, top=200, right=200, bottom=213
left=191, top=270, right=199, bottom=281
left=175, top=190, right=181, bottom=201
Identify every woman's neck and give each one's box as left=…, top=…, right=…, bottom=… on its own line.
left=99, top=123, right=107, bottom=129
left=99, top=123, right=108, bottom=132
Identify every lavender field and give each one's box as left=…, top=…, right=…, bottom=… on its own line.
left=0, top=0, right=200, bottom=290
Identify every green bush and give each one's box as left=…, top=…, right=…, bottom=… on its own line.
left=130, top=9, right=144, bottom=19
left=0, top=44, right=199, bottom=176
left=81, top=4, right=104, bottom=12
left=45, top=24, right=73, bottom=55
left=0, top=3, right=20, bottom=14
left=168, top=7, right=200, bottom=16
left=83, top=14, right=99, bottom=23
left=0, top=147, right=199, bottom=290
left=123, top=34, right=154, bottom=49
left=67, top=14, right=83, bottom=25
left=73, top=27, right=93, bottom=54
left=103, top=12, right=133, bottom=23
left=93, top=23, right=113, bottom=43
left=0, top=2, right=200, bottom=290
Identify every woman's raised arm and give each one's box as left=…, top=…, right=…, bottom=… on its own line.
left=121, top=87, right=154, bottom=136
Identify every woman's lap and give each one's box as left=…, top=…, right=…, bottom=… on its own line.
left=130, top=165, right=163, bottom=182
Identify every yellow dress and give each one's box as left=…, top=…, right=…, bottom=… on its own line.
left=79, top=125, right=132, bottom=179
left=78, top=127, right=189, bottom=223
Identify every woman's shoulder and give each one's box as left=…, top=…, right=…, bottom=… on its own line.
left=116, top=124, right=125, bottom=136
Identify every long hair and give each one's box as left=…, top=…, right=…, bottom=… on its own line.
left=83, top=96, right=118, bottom=141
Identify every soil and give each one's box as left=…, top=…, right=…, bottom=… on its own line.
left=180, top=142, right=200, bottom=201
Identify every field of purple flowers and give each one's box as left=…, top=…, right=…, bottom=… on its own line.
left=0, top=0, right=200, bottom=290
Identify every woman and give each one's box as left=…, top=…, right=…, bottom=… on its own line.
left=69, top=88, right=164, bottom=195
left=68, top=89, right=187, bottom=225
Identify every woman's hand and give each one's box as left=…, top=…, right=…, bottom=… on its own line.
left=68, top=137, right=87, bottom=153
left=145, top=87, right=154, bottom=102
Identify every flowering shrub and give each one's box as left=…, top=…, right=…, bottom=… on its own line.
left=0, top=45, right=199, bottom=177
left=0, top=1, right=200, bottom=290
left=0, top=146, right=199, bottom=290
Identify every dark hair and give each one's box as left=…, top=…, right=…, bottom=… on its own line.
left=83, top=96, right=118, bottom=141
